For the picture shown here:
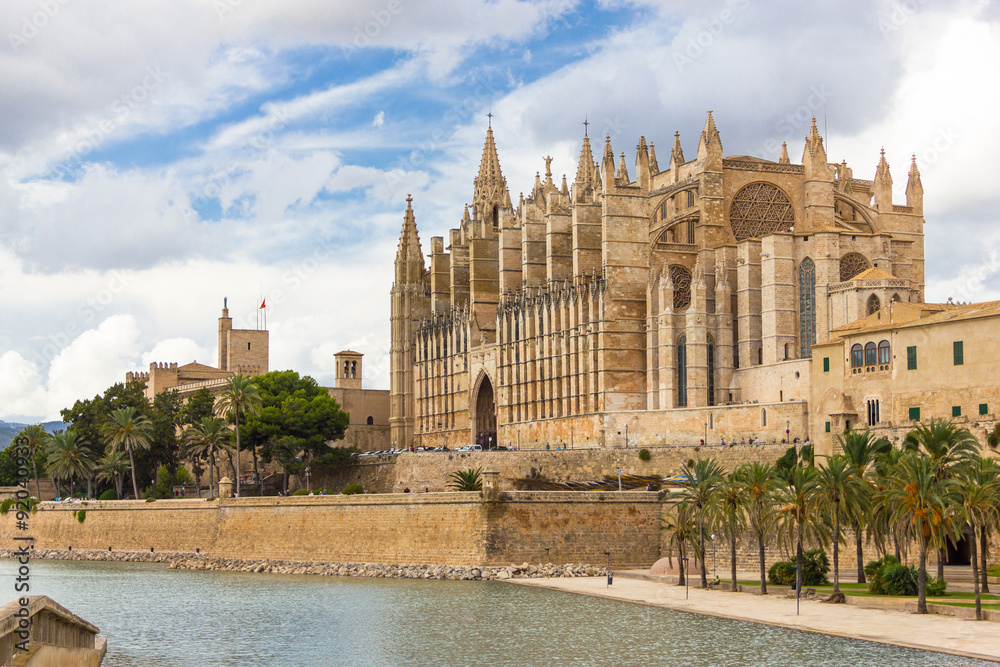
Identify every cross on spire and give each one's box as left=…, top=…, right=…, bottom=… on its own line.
left=487, top=106, right=493, bottom=127
left=583, top=115, right=589, bottom=136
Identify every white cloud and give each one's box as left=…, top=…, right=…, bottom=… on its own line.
left=372, top=110, right=385, bottom=127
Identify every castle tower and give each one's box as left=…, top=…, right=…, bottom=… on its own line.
left=390, top=195, right=430, bottom=448
left=218, top=298, right=232, bottom=371
left=334, top=350, right=363, bottom=390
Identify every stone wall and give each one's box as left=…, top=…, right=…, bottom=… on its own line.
left=310, top=443, right=792, bottom=494
left=1, top=492, right=660, bottom=567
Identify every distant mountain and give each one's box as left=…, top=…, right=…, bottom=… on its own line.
left=0, top=421, right=65, bottom=449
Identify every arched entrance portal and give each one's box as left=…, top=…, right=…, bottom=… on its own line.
left=473, top=375, right=497, bottom=449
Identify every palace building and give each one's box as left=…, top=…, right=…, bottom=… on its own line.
left=390, top=112, right=927, bottom=450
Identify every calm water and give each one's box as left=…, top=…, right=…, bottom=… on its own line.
left=0, top=560, right=993, bottom=667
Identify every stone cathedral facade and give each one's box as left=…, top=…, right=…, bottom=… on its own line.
left=390, top=112, right=926, bottom=450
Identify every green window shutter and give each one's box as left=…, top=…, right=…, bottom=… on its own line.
left=908, top=407, right=921, bottom=421
left=907, top=346, right=917, bottom=370
left=825, top=421, right=831, bottom=433
left=980, top=403, right=989, bottom=415
left=823, top=357, right=830, bottom=372
left=953, top=341, right=964, bottom=365
left=952, top=405, right=962, bottom=417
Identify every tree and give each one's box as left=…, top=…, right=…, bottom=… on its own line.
left=16, top=425, right=51, bottom=500
left=816, top=454, right=867, bottom=595
left=180, top=387, right=215, bottom=426
left=838, top=429, right=891, bottom=583
left=955, top=456, right=1000, bottom=620
left=45, top=431, right=95, bottom=497
left=241, top=371, right=350, bottom=493
left=674, top=457, right=726, bottom=588
left=776, top=464, right=827, bottom=596
left=105, top=407, right=154, bottom=500
left=880, top=451, right=958, bottom=613
left=662, top=501, right=698, bottom=587
left=711, top=471, right=748, bottom=591
left=904, top=418, right=979, bottom=579
left=215, top=375, right=263, bottom=495
left=183, top=417, right=234, bottom=497
left=96, top=450, right=129, bottom=499
left=735, top=461, right=780, bottom=593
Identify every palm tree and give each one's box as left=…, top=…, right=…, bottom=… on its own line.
left=871, top=446, right=907, bottom=562
left=45, top=431, right=95, bottom=497
left=711, top=471, right=748, bottom=591
left=215, top=375, right=262, bottom=496
left=904, top=418, right=979, bottom=579
left=776, top=464, right=827, bottom=593
left=880, top=451, right=958, bottom=613
left=734, top=461, right=780, bottom=593
left=662, top=501, right=698, bottom=587
left=674, top=457, right=726, bottom=588
left=183, top=417, right=234, bottom=497
left=106, top=407, right=153, bottom=500
left=838, top=429, right=890, bottom=583
left=447, top=467, right=483, bottom=491
left=816, top=454, right=867, bottom=595
left=955, top=456, right=1000, bottom=620
left=18, top=424, right=51, bottom=500
left=96, top=450, right=129, bottom=499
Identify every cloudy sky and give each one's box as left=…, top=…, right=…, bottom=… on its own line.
left=1, top=0, right=998, bottom=423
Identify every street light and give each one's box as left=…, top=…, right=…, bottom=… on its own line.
left=704, top=421, right=708, bottom=446
left=710, top=533, right=716, bottom=577
left=624, top=423, right=629, bottom=449
left=605, top=550, right=612, bottom=587
left=615, top=468, right=624, bottom=492
left=684, top=557, right=690, bottom=599
left=304, top=465, right=311, bottom=493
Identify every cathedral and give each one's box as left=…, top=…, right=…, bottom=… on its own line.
left=390, top=112, right=926, bottom=450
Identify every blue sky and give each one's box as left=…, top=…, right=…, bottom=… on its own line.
left=1, top=0, right=999, bottom=422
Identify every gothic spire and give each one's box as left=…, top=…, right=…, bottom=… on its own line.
left=648, top=142, right=659, bottom=173
left=779, top=141, right=790, bottom=164
left=473, top=125, right=510, bottom=222
left=906, top=154, right=923, bottom=214
left=395, top=194, right=425, bottom=283
left=671, top=131, right=684, bottom=167
left=617, top=151, right=630, bottom=183
left=575, top=131, right=596, bottom=184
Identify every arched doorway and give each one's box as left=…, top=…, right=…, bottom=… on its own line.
left=473, top=375, right=497, bottom=449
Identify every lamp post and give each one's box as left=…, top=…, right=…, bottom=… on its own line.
left=786, top=419, right=790, bottom=445
left=615, top=468, right=624, bottom=492
left=570, top=426, right=574, bottom=450
left=704, top=421, right=708, bottom=446
left=605, top=551, right=612, bottom=587
left=684, top=557, right=690, bottom=599
left=304, top=465, right=311, bottom=493
left=624, top=423, right=629, bottom=449
left=710, top=533, right=716, bottom=576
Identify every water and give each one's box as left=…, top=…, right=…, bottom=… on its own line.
left=0, top=560, right=992, bottom=667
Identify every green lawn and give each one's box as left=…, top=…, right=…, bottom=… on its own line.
left=732, top=579, right=1000, bottom=603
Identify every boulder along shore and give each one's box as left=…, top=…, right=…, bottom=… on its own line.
left=1, top=549, right=607, bottom=581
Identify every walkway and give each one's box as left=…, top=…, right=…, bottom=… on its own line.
left=510, top=574, right=1000, bottom=663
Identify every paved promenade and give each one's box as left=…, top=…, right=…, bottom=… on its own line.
left=511, top=574, right=1000, bottom=663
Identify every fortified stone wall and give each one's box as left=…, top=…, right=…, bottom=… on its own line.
left=1, top=492, right=660, bottom=567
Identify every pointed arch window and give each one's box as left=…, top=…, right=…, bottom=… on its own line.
left=669, top=265, right=692, bottom=310
left=799, top=258, right=816, bottom=358
left=867, top=294, right=881, bottom=315
left=677, top=335, right=688, bottom=408
left=707, top=335, right=716, bottom=406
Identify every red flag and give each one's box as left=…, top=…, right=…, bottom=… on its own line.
left=259, top=299, right=266, bottom=309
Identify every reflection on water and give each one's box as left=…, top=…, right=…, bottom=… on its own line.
left=0, top=560, right=991, bottom=667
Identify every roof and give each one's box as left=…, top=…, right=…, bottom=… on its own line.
left=851, top=266, right=897, bottom=280
left=825, top=300, right=1000, bottom=342
left=178, top=361, right=220, bottom=371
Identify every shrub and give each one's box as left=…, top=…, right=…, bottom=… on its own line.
left=448, top=467, right=483, bottom=491
left=865, top=555, right=899, bottom=595
left=145, top=497, right=156, bottom=503
left=98, top=490, right=119, bottom=501
left=927, top=577, right=948, bottom=597
left=342, top=484, right=364, bottom=495
left=0, top=498, right=15, bottom=515
left=638, top=448, right=651, bottom=462
left=292, top=489, right=311, bottom=496
left=768, top=549, right=829, bottom=587
left=880, top=562, right=918, bottom=596
left=768, top=560, right=797, bottom=586
left=75, top=510, right=86, bottom=524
